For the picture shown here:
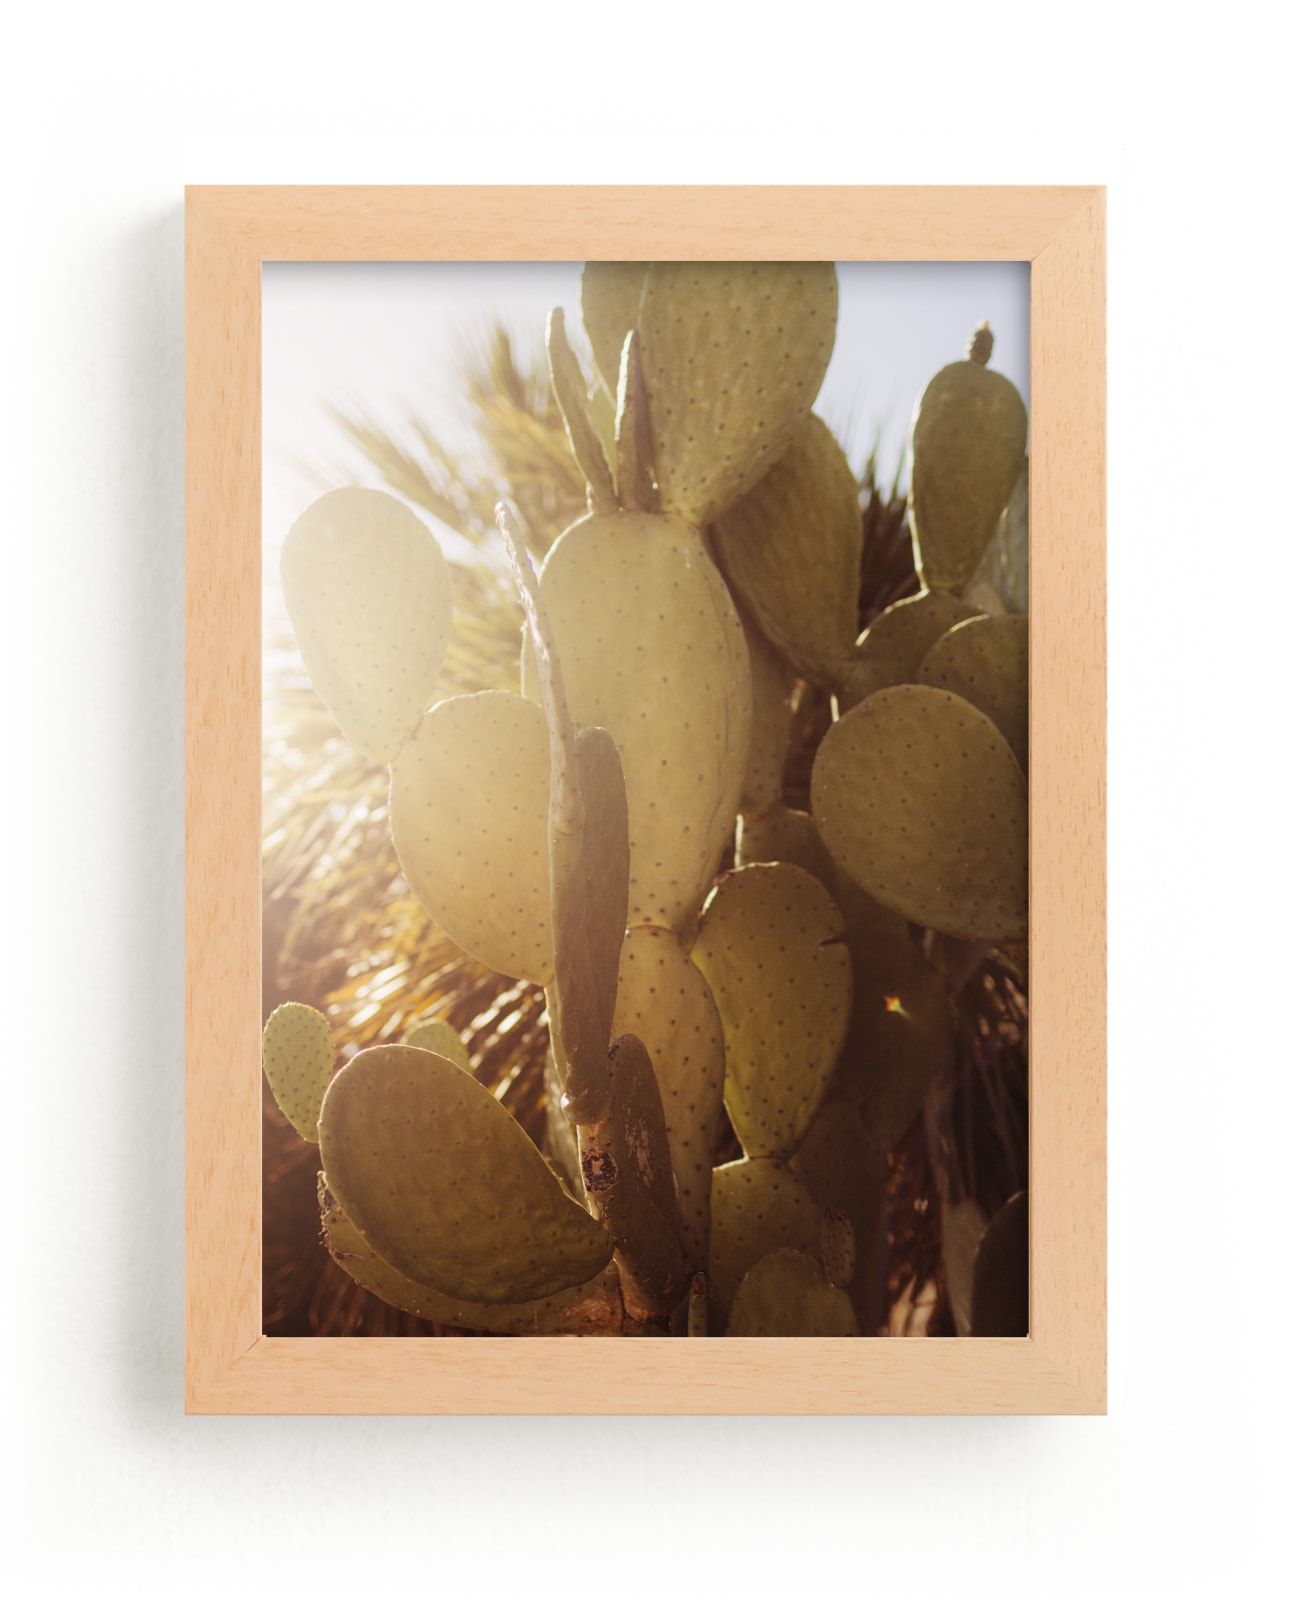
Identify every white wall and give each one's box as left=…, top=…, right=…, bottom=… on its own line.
left=5, top=4, right=1285, bottom=1594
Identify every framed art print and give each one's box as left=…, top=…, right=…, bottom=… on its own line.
left=185, top=186, right=1105, bottom=1414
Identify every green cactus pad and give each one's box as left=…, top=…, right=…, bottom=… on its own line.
left=581, top=262, right=648, bottom=394
left=969, top=457, right=1029, bottom=615
left=791, top=1100, right=885, bottom=1224
left=549, top=726, right=630, bottom=1124
left=842, top=590, right=985, bottom=711
left=638, top=261, right=838, bottom=526
left=812, top=686, right=1028, bottom=941
left=970, top=1191, right=1028, bottom=1336
left=826, top=872, right=955, bottom=1152
left=319, top=1045, right=612, bottom=1304
left=577, top=1033, right=685, bottom=1317
left=538, top=511, right=752, bottom=929
left=819, top=1209, right=857, bottom=1290
left=692, top=863, right=851, bottom=1159
left=602, top=1032, right=682, bottom=1235
left=614, top=925, right=726, bottom=1269
left=712, top=414, right=862, bottom=686
left=547, top=307, right=617, bottom=513
left=391, top=690, right=553, bottom=984
left=738, top=609, right=798, bottom=813
left=841, top=958, right=954, bottom=1154
left=404, top=1018, right=471, bottom=1074
left=613, top=329, right=658, bottom=513
left=708, top=1157, right=823, bottom=1322
left=790, top=1100, right=888, bottom=1330
left=543, top=1048, right=583, bottom=1196
left=261, top=1002, right=334, bottom=1142
left=736, top=802, right=835, bottom=885
left=589, top=381, right=619, bottom=490
left=917, top=614, right=1029, bottom=770
left=726, top=1248, right=859, bottom=1336
left=280, top=487, right=452, bottom=763
left=911, top=347, right=1028, bottom=593
left=320, top=1178, right=623, bottom=1335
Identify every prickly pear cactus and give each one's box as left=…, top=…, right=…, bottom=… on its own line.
left=533, top=510, right=752, bottom=931
left=726, top=1249, right=859, bottom=1336
left=917, top=613, right=1029, bottom=769
left=712, top=413, right=863, bottom=687
left=262, top=1002, right=333, bottom=1141
left=842, top=589, right=985, bottom=711
left=404, top=1018, right=471, bottom=1074
left=319, top=1044, right=613, bottom=1303
left=812, top=686, right=1028, bottom=942
left=691, top=863, right=852, bottom=1160
left=910, top=322, right=1028, bottom=594
left=264, top=274, right=1030, bottom=1342
left=391, top=690, right=553, bottom=983
left=639, top=261, right=838, bottom=526
left=280, top=487, right=453, bottom=762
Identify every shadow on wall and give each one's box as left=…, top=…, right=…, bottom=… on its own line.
left=107, top=203, right=186, bottom=1421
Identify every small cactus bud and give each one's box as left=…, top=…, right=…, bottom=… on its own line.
left=966, top=321, right=994, bottom=365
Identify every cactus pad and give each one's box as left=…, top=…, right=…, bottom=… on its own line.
left=826, top=872, right=955, bottom=1152
left=738, top=609, right=798, bottom=814
left=638, top=262, right=838, bottom=526
left=791, top=1099, right=889, bottom=1330
left=320, top=1177, right=622, bottom=1335
left=840, top=958, right=954, bottom=1154
left=736, top=801, right=835, bottom=885
left=538, top=511, right=751, bottom=929
left=319, top=1045, right=612, bottom=1304
left=819, top=1208, right=857, bottom=1290
left=391, top=690, right=553, bottom=984
left=614, top=925, right=726, bottom=1269
left=404, top=1018, right=471, bottom=1074
left=726, top=1248, right=859, bottom=1336
left=581, top=262, right=647, bottom=394
left=812, top=685, right=1028, bottom=941
left=261, top=1002, right=334, bottom=1142
left=577, top=1033, right=685, bottom=1316
left=970, top=1191, right=1028, bottom=1336
left=917, top=613, right=1029, bottom=770
left=911, top=348, right=1028, bottom=592
left=842, top=590, right=984, bottom=711
left=549, top=726, right=630, bottom=1124
left=712, top=414, right=862, bottom=686
left=692, top=863, right=852, bottom=1159
left=708, top=1157, right=823, bottom=1321
left=280, top=487, right=452, bottom=762
left=547, top=307, right=616, bottom=512
left=613, top=329, right=658, bottom=514
left=969, top=457, right=1029, bottom=615
left=543, top=1048, right=583, bottom=1195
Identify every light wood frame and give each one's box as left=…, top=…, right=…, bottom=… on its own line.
left=186, top=186, right=1105, bottom=1415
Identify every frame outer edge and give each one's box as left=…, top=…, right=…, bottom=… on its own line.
left=1029, top=189, right=1107, bottom=1411
left=185, top=189, right=265, bottom=1411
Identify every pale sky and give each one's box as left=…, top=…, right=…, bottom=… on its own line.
left=262, top=260, right=1030, bottom=607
